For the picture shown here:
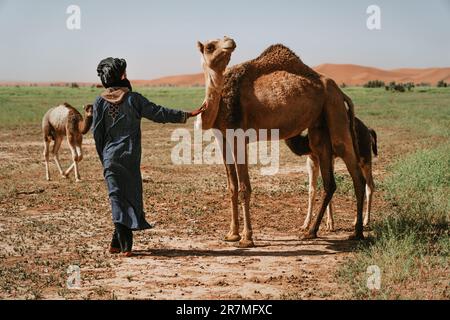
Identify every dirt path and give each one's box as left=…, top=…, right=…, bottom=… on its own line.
left=0, top=125, right=381, bottom=300
left=79, top=231, right=356, bottom=300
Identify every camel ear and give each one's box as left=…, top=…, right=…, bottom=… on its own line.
left=83, top=104, right=93, bottom=112
left=197, top=41, right=204, bottom=54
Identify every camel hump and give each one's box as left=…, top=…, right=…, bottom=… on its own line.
left=62, top=102, right=80, bottom=115
left=252, top=44, right=319, bottom=79
left=221, top=44, right=320, bottom=126
left=257, top=44, right=302, bottom=64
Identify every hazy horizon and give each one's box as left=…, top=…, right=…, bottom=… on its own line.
left=1, top=0, right=449, bottom=82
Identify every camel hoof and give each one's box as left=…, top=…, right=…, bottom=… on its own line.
left=300, top=224, right=309, bottom=231
left=61, top=175, right=68, bottom=179
left=238, top=239, right=255, bottom=248
left=224, top=234, right=241, bottom=242
left=300, top=232, right=317, bottom=240
left=75, top=179, right=82, bottom=183
left=326, top=226, right=335, bottom=232
left=348, top=232, right=365, bottom=241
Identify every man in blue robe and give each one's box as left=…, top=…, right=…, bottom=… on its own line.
left=93, top=58, right=206, bottom=257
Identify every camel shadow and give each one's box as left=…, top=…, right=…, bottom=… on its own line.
left=133, top=238, right=357, bottom=258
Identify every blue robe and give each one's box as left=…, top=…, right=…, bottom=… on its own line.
left=93, top=89, right=188, bottom=230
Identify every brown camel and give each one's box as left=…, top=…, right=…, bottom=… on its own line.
left=197, top=37, right=366, bottom=247
left=42, top=103, right=93, bottom=182
left=286, top=117, right=378, bottom=231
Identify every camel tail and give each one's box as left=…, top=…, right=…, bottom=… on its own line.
left=285, top=134, right=311, bottom=157
left=343, top=93, right=361, bottom=162
left=369, top=128, right=378, bottom=158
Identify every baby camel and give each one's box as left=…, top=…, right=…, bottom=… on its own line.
left=286, top=117, right=378, bottom=231
left=42, top=103, right=93, bottom=182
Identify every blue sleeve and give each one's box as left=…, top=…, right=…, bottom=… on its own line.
left=92, top=97, right=102, bottom=133
left=134, top=93, right=188, bottom=124
left=92, top=97, right=105, bottom=163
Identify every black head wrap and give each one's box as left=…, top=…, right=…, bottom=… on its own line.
left=97, top=57, right=132, bottom=91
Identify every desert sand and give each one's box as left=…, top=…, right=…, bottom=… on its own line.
left=1, top=64, right=449, bottom=87
left=138, top=64, right=450, bottom=87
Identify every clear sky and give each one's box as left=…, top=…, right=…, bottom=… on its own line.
left=0, top=0, right=449, bottom=82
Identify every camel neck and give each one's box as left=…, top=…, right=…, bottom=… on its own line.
left=201, top=67, right=224, bottom=130
left=79, top=115, right=93, bottom=135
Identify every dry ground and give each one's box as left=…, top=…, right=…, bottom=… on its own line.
left=0, top=119, right=394, bottom=300
left=2, top=86, right=448, bottom=300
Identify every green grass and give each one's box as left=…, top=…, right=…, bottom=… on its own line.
left=338, top=144, right=449, bottom=300
left=336, top=89, right=450, bottom=300
left=346, top=87, right=450, bottom=139
left=0, top=86, right=205, bottom=129
left=1, top=86, right=449, bottom=136
left=1, top=85, right=449, bottom=299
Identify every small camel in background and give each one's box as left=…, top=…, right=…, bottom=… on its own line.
left=286, top=118, right=378, bottom=231
left=42, top=103, right=93, bottom=182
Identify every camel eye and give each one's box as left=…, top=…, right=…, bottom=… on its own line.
left=206, top=44, right=215, bottom=53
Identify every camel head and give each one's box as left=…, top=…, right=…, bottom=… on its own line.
left=196, top=37, right=236, bottom=131
left=197, top=36, right=236, bottom=76
left=83, top=104, right=93, bottom=117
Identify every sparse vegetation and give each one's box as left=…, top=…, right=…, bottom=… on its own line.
left=338, top=146, right=449, bottom=299
left=337, top=87, right=450, bottom=299
left=0, top=86, right=448, bottom=299
left=384, top=82, right=415, bottom=92
left=437, top=80, right=448, bottom=88
left=363, top=80, right=385, bottom=88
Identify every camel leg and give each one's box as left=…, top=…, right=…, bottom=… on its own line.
left=64, top=162, right=75, bottom=176
left=224, top=163, right=240, bottom=241
left=73, top=145, right=82, bottom=183
left=326, top=158, right=336, bottom=231
left=235, top=146, right=254, bottom=248
left=43, top=137, right=51, bottom=181
left=65, top=135, right=81, bottom=182
left=64, top=146, right=83, bottom=177
left=221, top=138, right=241, bottom=242
left=324, top=86, right=366, bottom=239
left=302, top=155, right=319, bottom=230
left=352, top=163, right=375, bottom=227
left=303, top=127, right=336, bottom=239
left=52, top=136, right=66, bottom=178
left=363, top=164, right=375, bottom=227
left=340, top=152, right=366, bottom=240
left=326, top=200, right=335, bottom=232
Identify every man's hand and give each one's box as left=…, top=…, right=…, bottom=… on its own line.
left=187, top=101, right=208, bottom=118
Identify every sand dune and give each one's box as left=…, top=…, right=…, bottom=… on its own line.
left=133, top=74, right=205, bottom=87
left=1, top=64, right=449, bottom=87
left=314, top=64, right=450, bottom=86
left=0, top=82, right=100, bottom=87
left=137, top=64, right=450, bottom=87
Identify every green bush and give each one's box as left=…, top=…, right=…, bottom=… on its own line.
left=386, top=82, right=409, bottom=92
left=364, top=80, right=385, bottom=88
left=437, top=80, right=448, bottom=88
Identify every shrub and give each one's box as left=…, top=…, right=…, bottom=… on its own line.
left=363, top=80, right=385, bottom=88
left=386, top=82, right=407, bottom=92
left=437, top=80, right=448, bottom=88
left=405, top=82, right=415, bottom=91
